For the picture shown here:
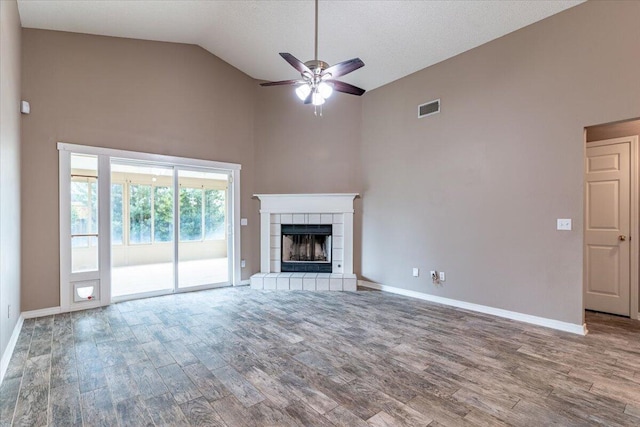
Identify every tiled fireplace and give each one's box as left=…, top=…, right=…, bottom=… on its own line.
left=250, top=194, right=358, bottom=291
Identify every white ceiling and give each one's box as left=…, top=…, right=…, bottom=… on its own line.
left=17, top=0, right=583, bottom=91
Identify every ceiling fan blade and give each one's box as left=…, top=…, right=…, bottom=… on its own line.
left=260, top=79, right=304, bottom=87
left=327, top=80, right=366, bottom=96
left=322, top=58, right=364, bottom=79
left=280, top=53, right=312, bottom=75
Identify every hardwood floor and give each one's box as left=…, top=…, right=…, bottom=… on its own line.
left=1, top=287, right=640, bottom=426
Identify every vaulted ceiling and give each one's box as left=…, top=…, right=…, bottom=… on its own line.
left=17, top=0, right=583, bottom=90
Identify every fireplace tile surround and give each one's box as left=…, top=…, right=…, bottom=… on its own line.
left=251, top=194, right=358, bottom=291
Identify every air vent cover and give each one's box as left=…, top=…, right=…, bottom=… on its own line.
left=418, top=99, right=440, bottom=118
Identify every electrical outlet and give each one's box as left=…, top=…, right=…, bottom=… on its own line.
left=430, top=271, right=438, bottom=284
left=241, top=259, right=246, bottom=268
left=412, top=268, right=419, bottom=277
left=439, top=271, right=446, bottom=282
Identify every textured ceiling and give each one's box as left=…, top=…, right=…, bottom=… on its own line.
left=17, top=0, right=584, bottom=90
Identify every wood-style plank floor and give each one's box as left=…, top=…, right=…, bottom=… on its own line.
left=1, top=287, right=640, bottom=426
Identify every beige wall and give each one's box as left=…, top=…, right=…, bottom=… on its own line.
left=360, top=0, right=640, bottom=325
left=253, top=86, right=362, bottom=194
left=0, top=0, right=22, bottom=363
left=253, top=84, right=363, bottom=273
left=21, top=29, right=258, bottom=311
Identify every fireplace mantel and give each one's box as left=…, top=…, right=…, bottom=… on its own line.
left=254, top=193, right=358, bottom=214
left=251, top=193, right=358, bottom=291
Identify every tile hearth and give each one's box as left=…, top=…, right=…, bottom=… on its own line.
left=250, top=272, right=357, bottom=291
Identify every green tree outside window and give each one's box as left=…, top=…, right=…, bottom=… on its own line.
left=130, top=184, right=151, bottom=244
left=154, top=186, right=173, bottom=242
left=111, top=183, right=123, bottom=245
left=71, top=179, right=97, bottom=247
left=180, top=187, right=202, bottom=241
left=205, top=189, right=226, bottom=240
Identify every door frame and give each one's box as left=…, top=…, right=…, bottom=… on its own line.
left=58, top=142, right=242, bottom=311
left=584, top=135, right=639, bottom=320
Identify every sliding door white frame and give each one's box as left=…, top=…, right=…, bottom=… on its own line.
left=58, top=142, right=242, bottom=311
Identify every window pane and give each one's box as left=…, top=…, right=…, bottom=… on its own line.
left=205, top=189, right=226, bottom=240
left=71, top=180, right=89, bottom=247
left=179, top=187, right=202, bottom=241
left=70, top=153, right=98, bottom=273
left=129, top=184, right=151, bottom=244
left=71, top=180, right=98, bottom=235
left=154, top=186, right=173, bottom=242
left=111, top=184, right=123, bottom=245
left=71, top=236, right=98, bottom=272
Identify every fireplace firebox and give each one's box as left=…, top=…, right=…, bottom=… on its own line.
left=281, top=224, right=332, bottom=273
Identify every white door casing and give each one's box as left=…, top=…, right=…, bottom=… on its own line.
left=584, top=138, right=635, bottom=316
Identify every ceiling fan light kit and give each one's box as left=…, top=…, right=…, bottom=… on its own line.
left=260, top=0, right=366, bottom=114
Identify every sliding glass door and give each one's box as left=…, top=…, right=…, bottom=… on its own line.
left=109, top=162, right=231, bottom=300
left=111, top=162, right=175, bottom=298
left=59, top=143, right=241, bottom=310
left=177, top=169, right=230, bottom=289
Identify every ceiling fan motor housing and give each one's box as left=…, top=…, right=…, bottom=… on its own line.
left=304, top=60, right=330, bottom=74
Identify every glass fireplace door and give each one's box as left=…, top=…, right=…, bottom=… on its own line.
left=281, top=224, right=332, bottom=273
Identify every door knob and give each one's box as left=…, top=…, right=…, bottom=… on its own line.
left=619, top=235, right=627, bottom=241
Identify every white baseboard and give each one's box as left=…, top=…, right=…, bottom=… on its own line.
left=0, top=315, right=24, bottom=385
left=22, top=306, right=62, bottom=319
left=358, top=280, right=587, bottom=336
left=239, top=280, right=251, bottom=286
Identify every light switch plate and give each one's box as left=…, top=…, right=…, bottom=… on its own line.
left=412, top=268, right=419, bottom=277
left=240, top=218, right=248, bottom=226
left=557, top=218, right=572, bottom=231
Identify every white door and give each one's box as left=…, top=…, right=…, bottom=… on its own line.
left=584, top=140, right=630, bottom=316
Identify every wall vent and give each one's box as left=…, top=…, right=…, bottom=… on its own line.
left=418, top=99, right=440, bottom=118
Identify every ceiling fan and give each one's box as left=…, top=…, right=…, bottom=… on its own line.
left=260, top=0, right=366, bottom=111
